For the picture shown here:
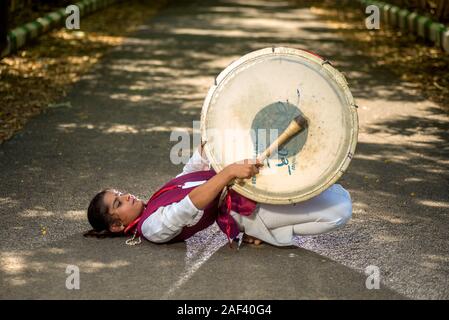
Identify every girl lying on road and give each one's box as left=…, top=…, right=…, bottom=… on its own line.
left=84, top=143, right=352, bottom=247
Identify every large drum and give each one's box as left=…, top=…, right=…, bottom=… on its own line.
left=200, top=47, right=358, bottom=204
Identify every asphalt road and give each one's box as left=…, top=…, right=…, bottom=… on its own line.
left=1, top=0, right=448, bottom=299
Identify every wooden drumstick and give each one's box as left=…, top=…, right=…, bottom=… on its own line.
left=229, top=114, right=308, bottom=187
left=257, top=114, right=308, bottom=163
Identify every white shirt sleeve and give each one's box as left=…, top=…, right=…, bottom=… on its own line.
left=141, top=195, right=204, bottom=243
left=176, top=148, right=211, bottom=177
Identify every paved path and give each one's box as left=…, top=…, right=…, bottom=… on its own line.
left=1, top=0, right=448, bottom=299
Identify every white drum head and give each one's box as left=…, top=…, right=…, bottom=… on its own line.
left=201, top=47, right=358, bottom=204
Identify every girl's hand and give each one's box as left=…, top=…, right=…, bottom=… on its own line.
left=225, top=159, right=263, bottom=179
left=189, top=159, right=262, bottom=210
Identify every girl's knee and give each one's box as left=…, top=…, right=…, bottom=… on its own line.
left=331, top=184, right=352, bottom=224
left=335, top=198, right=352, bottom=226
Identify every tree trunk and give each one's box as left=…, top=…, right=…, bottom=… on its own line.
left=0, top=0, right=10, bottom=53
left=436, top=0, right=449, bottom=21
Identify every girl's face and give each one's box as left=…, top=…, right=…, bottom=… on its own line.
left=103, top=190, right=145, bottom=231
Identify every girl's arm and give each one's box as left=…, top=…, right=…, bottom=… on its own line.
left=141, top=160, right=262, bottom=243
left=141, top=195, right=203, bottom=243
left=188, top=160, right=262, bottom=210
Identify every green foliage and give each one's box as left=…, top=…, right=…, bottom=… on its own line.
left=387, top=0, right=449, bottom=22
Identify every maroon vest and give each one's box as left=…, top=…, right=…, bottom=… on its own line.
left=133, top=170, right=257, bottom=243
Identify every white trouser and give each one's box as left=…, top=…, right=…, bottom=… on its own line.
left=232, top=184, right=352, bottom=246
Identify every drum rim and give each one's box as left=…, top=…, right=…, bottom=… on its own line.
left=201, top=47, right=358, bottom=204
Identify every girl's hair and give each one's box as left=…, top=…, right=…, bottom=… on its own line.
left=84, top=188, right=125, bottom=239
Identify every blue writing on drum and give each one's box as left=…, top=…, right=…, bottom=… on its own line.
left=276, top=149, right=293, bottom=176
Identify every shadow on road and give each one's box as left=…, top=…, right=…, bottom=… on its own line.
left=1, top=229, right=404, bottom=299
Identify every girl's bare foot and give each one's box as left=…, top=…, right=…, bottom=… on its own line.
left=243, top=233, right=263, bottom=246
